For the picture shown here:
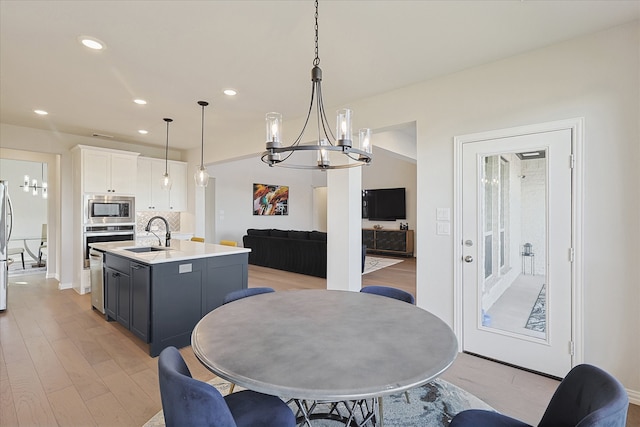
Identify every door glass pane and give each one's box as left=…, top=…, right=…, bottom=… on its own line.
left=480, top=151, right=547, bottom=340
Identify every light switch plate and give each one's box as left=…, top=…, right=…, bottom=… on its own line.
left=436, top=208, right=450, bottom=221
left=437, top=222, right=451, bottom=235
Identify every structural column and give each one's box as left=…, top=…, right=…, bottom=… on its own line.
left=326, top=166, right=362, bottom=291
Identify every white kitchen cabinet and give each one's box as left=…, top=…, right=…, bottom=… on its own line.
left=168, top=161, right=187, bottom=211
left=136, top=157, right=187, bottom=211
left=83, top=149, right=138, bottom=195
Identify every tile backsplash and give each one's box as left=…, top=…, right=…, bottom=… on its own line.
left=136, top=212, right=181, bottom=234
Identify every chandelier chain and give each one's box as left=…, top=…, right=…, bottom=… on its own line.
left=313, top=0, right=320, bottom=66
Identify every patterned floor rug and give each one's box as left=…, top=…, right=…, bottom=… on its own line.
left=144, top=378, right=494, bottom=426
left=362, top=256, right=403, bottom=275
left=524, top=284, right=546, bottom=332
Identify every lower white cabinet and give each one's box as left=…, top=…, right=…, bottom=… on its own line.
left=137, top=157, right=187, bottom=211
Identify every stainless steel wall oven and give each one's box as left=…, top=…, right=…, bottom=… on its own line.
left=83, top=224, right=135, bottom=268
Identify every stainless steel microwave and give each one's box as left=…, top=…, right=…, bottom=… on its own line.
left=84, top=195, right=135, bottom=224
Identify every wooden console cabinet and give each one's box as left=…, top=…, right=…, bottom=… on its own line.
left=363, top=229, right=414, bottom=257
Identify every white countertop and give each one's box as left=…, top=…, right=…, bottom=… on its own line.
left=90, top=240, right=250, bottom=265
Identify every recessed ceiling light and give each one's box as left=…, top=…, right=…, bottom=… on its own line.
left=138, top=130, right=149, bottom=135
left=134, top=99, right=147, bottom=105
left=34, top=109, right=48, bottom=115
left=223, top=89, right=237, bottom=96
left=79, top=36, right=105, bottom=50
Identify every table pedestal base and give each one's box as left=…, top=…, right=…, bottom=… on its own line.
left=293, top=398, right=379, bottom=427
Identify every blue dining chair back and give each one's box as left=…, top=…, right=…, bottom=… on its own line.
left=223, top=287, right=275, bottom=305
left=360, top=285, right=415, bottom=304
left=158, top=346, right=296, bottom=427
left=158, top=346, right=237, bottom=426
left=450, top=363, right=629, bottom=427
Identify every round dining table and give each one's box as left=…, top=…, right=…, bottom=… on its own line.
left=192, top=289, right=458, bottom=425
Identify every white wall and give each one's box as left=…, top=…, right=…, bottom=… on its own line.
left=0, top=20, right=637, bottom=394
left=195, top=21, right=639, bottom=392
left=206, top=156, right=321, bottom=245
left=379, top=22, right=637, bottom=390
left=0, top=159, right=48, bottom=259
left=0, top=125, right=186, bottom=287
left=361, top=146, right=417, bottom=233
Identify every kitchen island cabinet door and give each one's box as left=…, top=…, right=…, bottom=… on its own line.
left=116, top=270, right=131, bottom=328
left=202, top=253, right=248, bottom=315
left=104, top=266, right=118, bottom=320
left=130, top=263, right=150, bottom=342
left=150, top=259, right=206, bottom=357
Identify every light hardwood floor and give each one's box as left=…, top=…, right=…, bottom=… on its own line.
left=1, top=259, right=637, bottom=426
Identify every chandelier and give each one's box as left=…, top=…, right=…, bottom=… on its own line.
left=22, top=163, right=47, bottom=199
left=261, top=0, right=373, bottom=170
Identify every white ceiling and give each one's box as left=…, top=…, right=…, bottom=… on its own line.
left=1, top=1, right=638, bottom=152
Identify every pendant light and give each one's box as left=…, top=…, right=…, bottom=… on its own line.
left=261, top=0, right=372, bottom=169
left=161, top=118, right=173, bottom=190
left=194, top=101, right=210, bottom=187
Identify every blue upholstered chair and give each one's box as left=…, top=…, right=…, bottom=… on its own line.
left=223, top=287, right=275, bottom=304
left=360, top=285, right=415, bottom=305
left=450, top=364, right=629, bottom=427
left=158, top=346, right=295, bottom=427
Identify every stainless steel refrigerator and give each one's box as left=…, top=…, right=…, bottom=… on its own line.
left=0, top=180, right=12, bottom=311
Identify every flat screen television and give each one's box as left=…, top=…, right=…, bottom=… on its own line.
left=362, top=187, right=406, bottom=221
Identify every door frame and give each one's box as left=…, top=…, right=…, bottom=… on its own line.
left=453, top=118, right=585, bottom=368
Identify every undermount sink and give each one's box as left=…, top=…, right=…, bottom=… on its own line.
left=124, top=246, right=172, bottom=253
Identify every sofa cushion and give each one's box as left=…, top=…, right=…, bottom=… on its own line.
left=246, top=228, right=270, bottom=237
left=270, top=229, right=289, bottom=238
left=288, top=230, right=309, bottom=240
left=309, top=231, right=327, bottom=242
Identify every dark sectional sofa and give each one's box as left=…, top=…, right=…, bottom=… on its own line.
left=243, top=229, right=328, bottom=277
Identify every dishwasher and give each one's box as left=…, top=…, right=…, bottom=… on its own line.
left=89, top=247, right=105, bottom=313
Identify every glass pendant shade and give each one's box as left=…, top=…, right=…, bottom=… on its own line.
left=336, top=109, right=352, bottom=147
left=161, top=173, right=172, bottom=190
left=194, top=166, right=209, bottom=187
left=266, top=112, right=282, bottom=147
left=359, top=128, right=372, bottom=154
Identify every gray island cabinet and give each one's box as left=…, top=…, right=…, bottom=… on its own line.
left=96, top=240, right=250, bottom=357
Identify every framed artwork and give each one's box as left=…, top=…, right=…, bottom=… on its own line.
left=253, top=183, right=289, bottom=215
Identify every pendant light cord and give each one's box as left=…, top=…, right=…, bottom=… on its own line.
left=164, top=118, right=171, bottom=174
left=198, top=101, right=209, bottom=168
left=313, top=0, right=320, bottom=66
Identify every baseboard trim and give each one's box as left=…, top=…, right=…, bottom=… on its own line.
left=58, top=281, right=72, bottom=290
left=627, top=388, right=640, bottom=406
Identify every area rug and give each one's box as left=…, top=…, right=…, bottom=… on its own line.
left=362, top=256, right=403, bottom=275
left=525, top=284, right=546, bottom=332
left=7, top=261, right=46, bottom=277
left=144, top=378, right=494, bottom=426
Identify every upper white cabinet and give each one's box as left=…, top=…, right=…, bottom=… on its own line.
left=81, top=148, right=139, bottom=195
left=137, top=157, right=187, bottom=211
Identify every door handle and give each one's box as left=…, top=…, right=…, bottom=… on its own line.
left=464, top=255, right=473, bottom=263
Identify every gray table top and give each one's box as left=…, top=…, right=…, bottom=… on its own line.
left=192, top=289, right=458, bottom=401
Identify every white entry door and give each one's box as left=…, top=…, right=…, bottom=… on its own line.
left=460, top=128, right=573, bottom=378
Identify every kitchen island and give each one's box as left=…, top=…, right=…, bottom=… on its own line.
left=90, top=240, right=250, bottom=357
